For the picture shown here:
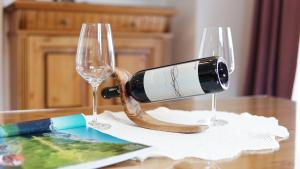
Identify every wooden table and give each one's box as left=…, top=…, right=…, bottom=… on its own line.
left=0, top=96, right=297, bottom=169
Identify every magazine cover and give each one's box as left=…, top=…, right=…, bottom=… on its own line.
left=0, top=114, right=152, bottom=169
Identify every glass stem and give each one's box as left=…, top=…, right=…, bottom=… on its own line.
left=211, top=94, right=217, bottom=122
left=212, top=94, right=216, bottom=112
left=92, top=86, right=98, bottom=122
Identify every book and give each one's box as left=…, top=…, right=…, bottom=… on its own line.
left=0, top=114, right=153, bottom=169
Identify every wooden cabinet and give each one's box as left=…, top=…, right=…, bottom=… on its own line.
left=5, top=1, right=175, bottom=109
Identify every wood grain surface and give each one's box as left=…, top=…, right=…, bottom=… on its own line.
left=0, top=96, right=297, bottom=169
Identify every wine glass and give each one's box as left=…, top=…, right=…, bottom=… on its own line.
left=198, top=27, right=235, bottom=126
left=76, top=23, right=115, bottom=129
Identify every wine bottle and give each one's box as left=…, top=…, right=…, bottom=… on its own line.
left=101, top=56, right=229, bottom=103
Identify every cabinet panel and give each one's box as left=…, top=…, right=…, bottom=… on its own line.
left=24, top=35, right=169, bottom=108
left=115, top=37, right=164, bottom=68
left=27, top=36, right=46, bottom=108
left=116, top=52, right=148, bottom=74
left=27, top=36, right=89, bottom=109
left=46, top=53, right=83, bottom=108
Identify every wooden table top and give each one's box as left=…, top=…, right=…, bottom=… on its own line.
left=0, top=96, right=297, bottom=169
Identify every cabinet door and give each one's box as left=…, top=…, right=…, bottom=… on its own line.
left=27, top=36, right=89, bottom=109
left=26, top=35, right=166, bottom=108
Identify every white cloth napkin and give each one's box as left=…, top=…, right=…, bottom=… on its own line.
left=90, top=107, right=289, bottom=161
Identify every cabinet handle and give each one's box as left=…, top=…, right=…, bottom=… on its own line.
left=59, top=18, right=69, bottom=26
left=130, top=21, right=137, bottom=28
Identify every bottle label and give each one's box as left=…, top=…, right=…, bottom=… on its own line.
left=143, top=61, right=205, bottom=101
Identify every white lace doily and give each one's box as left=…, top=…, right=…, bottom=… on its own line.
left=91, top=107, right=289, bottom=161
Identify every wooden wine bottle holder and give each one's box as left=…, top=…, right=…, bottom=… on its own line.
left=114, top=68, right=209, bottom=133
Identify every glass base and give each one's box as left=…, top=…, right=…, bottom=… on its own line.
left=211, top=118, right=228, bottom=127
left=88, top=121, right=111, bottom=130
left=204, top=161, right=221, bottom=169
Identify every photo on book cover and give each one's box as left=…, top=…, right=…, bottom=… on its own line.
left=0, top=114, right=152, bottom=169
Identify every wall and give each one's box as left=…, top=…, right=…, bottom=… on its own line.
left=171, top=0, right=198, bottom=63
left=3, top=0, right=13, bottom=7
left=0, top=1, right=11, bottom=110
left=172, top=0, right=255, bottom=100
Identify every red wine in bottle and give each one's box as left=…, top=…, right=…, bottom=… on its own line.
left=101, top=56, right=229, bottom=103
